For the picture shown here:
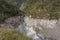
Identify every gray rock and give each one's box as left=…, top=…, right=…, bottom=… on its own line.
left=0, top=16, right=20, bottom=28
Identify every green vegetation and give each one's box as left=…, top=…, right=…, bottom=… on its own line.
left=0, top=0, right=21, bottom=23
left=0, top=28, right=32, bottom=40
left=24, top=0, right=60, bottom=19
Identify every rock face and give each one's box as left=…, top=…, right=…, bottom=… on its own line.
left=19, top=16, right=60, bottom=40
left=0, top=16, right=60, bottom=40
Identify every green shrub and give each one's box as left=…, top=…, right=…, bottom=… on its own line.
left=0, top=0, right=23, bottom=23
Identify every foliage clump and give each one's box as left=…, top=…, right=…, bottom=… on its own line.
left=0, top=0, right=22, bottom=23
left=24, top=0, right=60, bottom=19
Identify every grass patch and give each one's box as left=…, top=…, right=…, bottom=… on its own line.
left=0, top=28, right=32, bottom=40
